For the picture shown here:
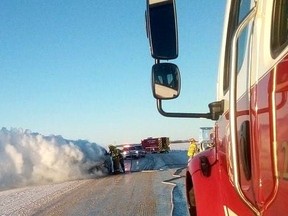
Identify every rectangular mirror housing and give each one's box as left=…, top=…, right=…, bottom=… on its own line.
left=146, top=0, right=178, bottom=60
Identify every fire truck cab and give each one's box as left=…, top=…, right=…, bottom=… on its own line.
left=145, top=0, right=288, bottom=215
left=141, top=137, right=170, bottom=153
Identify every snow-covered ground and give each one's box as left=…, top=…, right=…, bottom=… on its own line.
left=0, top=180, right=88, bottom=215
left=170, top=142, right=190, bottom=151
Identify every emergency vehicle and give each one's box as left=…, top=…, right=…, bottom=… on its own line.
left=141, top=137, right=170, bottom=153
left=145, top=0, right=288, bottom=215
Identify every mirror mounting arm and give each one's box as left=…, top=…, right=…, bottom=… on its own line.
left=157, top=99, right=211, bottom=119
left=156, top=99, right=224, bottom=120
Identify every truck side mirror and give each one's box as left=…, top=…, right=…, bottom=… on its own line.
left=152, top=63, right=223, bottom=120
left=146, top=0, right=178, bottom=60
left=152, top=63, right=180, bottom=99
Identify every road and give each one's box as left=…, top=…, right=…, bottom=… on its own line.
left=0, top=151, right=189, bottom=216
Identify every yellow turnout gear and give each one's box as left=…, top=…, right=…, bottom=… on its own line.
left=187, top=140, right=197, bottom=157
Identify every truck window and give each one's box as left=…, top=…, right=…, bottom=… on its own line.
left=271, top=0, right=288, bottom=57
left=223, top=0, right=252, bottom=92
left=237, top=0, right=250, bottom=72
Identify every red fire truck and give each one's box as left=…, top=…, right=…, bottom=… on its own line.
left=145, top=0, right=288, bottom=215
left=141, top=137, right=170, bottom=153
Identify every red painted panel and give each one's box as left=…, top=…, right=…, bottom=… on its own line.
left=189, top=55, right=288, bottom=215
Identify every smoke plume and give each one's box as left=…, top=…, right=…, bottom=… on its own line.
left=0, top=128, right=108, bottom=190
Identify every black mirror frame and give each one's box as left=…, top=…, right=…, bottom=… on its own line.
left=151, top=62, right=181, bottom=100
left=146, top=0, right=178, bottom=60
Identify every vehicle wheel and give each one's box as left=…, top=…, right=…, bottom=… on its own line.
left=188, top=187, right=197, bottom=215
left=186, top=172, right=197, bottom=216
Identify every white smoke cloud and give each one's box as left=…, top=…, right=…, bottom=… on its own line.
left=0, top=128, right=109, bottom=190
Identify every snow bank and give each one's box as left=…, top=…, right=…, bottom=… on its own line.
left=0, top=128, right=108, bottom=190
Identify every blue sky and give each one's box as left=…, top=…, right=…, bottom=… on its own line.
left=0, top=0, right=226, bottom=147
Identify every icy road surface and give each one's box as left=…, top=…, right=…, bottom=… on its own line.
left=0, top=151, right=188, bottom=216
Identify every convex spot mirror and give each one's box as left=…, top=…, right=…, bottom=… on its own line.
left=146, top=0, right=178, bottom=60
left=152, top=63, right=181, bottom=99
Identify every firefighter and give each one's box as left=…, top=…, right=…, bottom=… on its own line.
left=116, top=148, right=125, bottom=173
left=108, top=145, right=125, bottom=174
left=187, top=138, right=198, bottom=158
left=108, top=145, right=117, bottom=173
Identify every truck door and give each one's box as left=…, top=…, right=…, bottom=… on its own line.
left=228, top=0, right=288, bottom=214
left=229, top=0, right=257, bottom=209
left=219, top=0, right=259, bottom=214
